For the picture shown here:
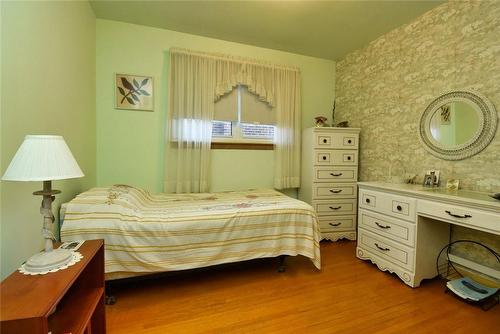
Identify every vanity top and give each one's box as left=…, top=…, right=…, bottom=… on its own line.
left=357, top=181, right=500, bottom=213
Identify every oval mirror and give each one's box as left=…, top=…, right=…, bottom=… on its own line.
left=419, top=90, right=497, bottom=160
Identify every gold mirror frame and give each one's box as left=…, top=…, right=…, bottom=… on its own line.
left=419, top=90, right=497, bottom=161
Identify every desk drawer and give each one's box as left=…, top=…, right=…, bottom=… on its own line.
left=315, top=150, right=357, bottom=166
left=315, top=132, right=358, bottom=149
left=314, top=199, right=356, bottom=215
left=418, top=200, right=500, bottom=235
left=358, top=229, right=415, bottom=271
left=319, top=215, right=356, bottom=231
left=313, top=183, right=357, bottom=199
left=359, top=189, right=416, bottom=222
left=359, top=209, right=415, bottom=247
left=314, top=167, right=357, bottom=182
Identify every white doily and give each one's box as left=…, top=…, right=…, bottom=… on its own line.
left=19, top=251, right=83, bottom=275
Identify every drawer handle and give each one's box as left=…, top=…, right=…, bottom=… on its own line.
left=322, top=156, right=327, bottom=160
left=365, top=198, right=371, bottom=204
left=445, top=210, right=472, bottom=219
left=396, top=205, right=402, bottom=211
left=323, top=139, right=327, bottom=143
left=375, top=222, right=391, bottom=229
left=329, top=189, right=342, bottom=193
left=347, top=156, right=352, bottom=160
left=374, top=243, right=390, bottom=251
left=348, top=139, right=352, bottom=144
left=330, top=173, right=343, bottom=177
left=329, top=206, right=342, bottom=210
left=329, top=222, right=342, bottom=227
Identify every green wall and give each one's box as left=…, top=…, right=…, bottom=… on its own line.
left=96, top=19, right=335, bottom=193
left=0, top=10, right=334, bottom=278
left=0, top=1, right=96, bottom=279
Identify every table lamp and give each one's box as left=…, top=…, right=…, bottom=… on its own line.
left=2, top=135, right=84, bottom=273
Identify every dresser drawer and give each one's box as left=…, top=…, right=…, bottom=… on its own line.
left=319, top=215, right=356, bottom=231
left=314, top=167, right=357, bottom=182
left=418, top=200, right=500, bottom=235
left=358, top=229, right=415, bottom=271
left=359, top=209, right=415, bottom=247
left=313, top=199, right=356, bottom=215
left=315, top=132, right=358, bottom=149
left=359, top=189, right=416, bottom=222
left=315, top=150, right=357, bottom=166
left=313, top=183, right=357, bottom=199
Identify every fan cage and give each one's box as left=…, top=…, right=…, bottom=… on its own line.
left=436, top=239, right=500, bottom=283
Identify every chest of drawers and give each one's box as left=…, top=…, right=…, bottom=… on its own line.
left=299, top=127, right=361, bottom=241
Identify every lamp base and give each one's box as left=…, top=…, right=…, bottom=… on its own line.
left=23, top=248, right=73, bottom=273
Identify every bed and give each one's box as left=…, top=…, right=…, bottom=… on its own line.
left=60, top=185, right=321, bottom=280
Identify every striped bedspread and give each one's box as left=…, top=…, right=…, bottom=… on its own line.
left=60, top=185, right=321, bottom=277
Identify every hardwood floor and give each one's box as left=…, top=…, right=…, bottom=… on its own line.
left=106, top=241, right=499, bottom=333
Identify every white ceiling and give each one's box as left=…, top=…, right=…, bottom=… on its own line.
left=90, top=0, right=444, bottom=60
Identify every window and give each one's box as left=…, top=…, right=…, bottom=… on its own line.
left=212, top=120, right=232, bottom=138
left=212, top=85, right=275, bottom=144
left=240, top=123, right=275, bottom=139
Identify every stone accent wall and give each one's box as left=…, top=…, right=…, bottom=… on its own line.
left=335, top=0, right=499, bottom=263
left=336, top=0, right=499, bottom=192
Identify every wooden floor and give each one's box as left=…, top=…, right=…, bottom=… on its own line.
left=106, top=241, right=499, bottom=333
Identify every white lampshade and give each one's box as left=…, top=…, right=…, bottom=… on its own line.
left=2, top=135, right=84, bottom=181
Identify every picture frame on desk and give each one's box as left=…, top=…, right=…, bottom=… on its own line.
left=423, top=170, right=440, bottom=187
left=446, top=179, right=460, bottom=191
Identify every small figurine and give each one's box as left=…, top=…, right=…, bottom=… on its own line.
left=314, top=116, right=328, bottom=127
left=335, top=121, right=349, bottom=128
left=405, top=174, right=418, bottom=184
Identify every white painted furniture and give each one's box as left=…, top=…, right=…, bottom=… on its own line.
left=299, top=127, right=361, bottom=241
left=357, top=182, right=500, bottom=287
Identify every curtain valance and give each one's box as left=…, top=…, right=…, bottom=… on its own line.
left=169, top=48, right=299, bottom=107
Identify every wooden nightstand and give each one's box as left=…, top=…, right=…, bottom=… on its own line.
left=1, top=239, right=106, bottom=334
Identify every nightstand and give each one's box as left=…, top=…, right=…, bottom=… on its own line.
left=1, top=239, right=106, bottom=334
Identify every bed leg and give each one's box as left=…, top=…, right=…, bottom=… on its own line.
left=105, top=281, right=116, bottom=305
left=277, top=255, right=287, bottom=273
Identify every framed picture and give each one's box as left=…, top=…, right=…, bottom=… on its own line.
left=423, top=175, right=434, bottom=187
left=423, top=169, right=440, bottom=187
left=440, top=105, right=451, bottom=125
left=446, top=179, right=460, bottom=191
left=115, top=74, right=153, bottom=111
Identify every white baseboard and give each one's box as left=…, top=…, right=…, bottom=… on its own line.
left=448, top=253, right=500, bottom=281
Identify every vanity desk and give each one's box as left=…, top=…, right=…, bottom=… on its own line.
left=356, top=181, right=500, bottom=287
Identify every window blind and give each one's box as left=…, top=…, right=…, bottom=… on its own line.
left=214, top=89, right=238, bottom=122
left=240, top=86, right=275, bottom=125
left=214, top=85, right=275, bottom=125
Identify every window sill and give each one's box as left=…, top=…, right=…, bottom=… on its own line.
left=211, top=142, right=274, bottom=150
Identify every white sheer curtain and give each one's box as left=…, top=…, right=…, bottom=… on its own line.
left=273, top=69, right=301, bottom=189
left=164, top=52, right=216, bottom=193
left=165, top=48, right=301, bottom=192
